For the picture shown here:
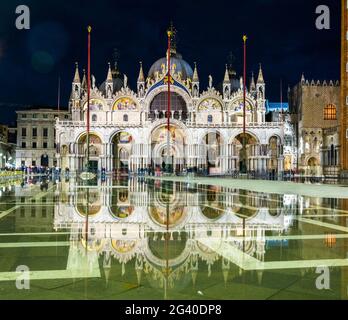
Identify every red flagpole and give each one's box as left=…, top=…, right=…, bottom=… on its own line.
left=280, top=78, right=283, bottom=121
left=86, top=26, right=91, bottom=171
left=243, top=35, right=247, bottom=136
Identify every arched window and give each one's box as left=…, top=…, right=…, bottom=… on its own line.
left=92, top=114, right=97, bottom=122
left=324, top=104, right=337, bottom=120
left=123, top=114, right=129, bottom=122
left=208, top=115, right=213, bottom=123
left=149, top=92, right=187, bottom=121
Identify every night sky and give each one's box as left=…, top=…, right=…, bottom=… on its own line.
left=0, top=0, right=340, bottom=125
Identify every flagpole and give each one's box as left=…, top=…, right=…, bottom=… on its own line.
left=86, top=26, right=92, bottom=173
left=57, top=77, right=61, bottom=112
left=243, top=35, right=247, bottom=137
left=280, top=78, right=283, bottom=121
left=85, top=26, right=92, bottom=248
left=241, top=35, right=247, bottom=173
left=166, top=29, right=172, bottom=174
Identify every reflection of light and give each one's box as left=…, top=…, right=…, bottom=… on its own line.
left=325, top=233, right=336, bottom=248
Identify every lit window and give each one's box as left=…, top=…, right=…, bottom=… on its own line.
left=324, top=104, right=337, bottom=120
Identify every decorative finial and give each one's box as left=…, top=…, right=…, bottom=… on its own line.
left=87, top=25, right=92, bottom=33
left=257, top=63, right=264, bottom=84
left=107, top=62, right=113, bottom=81
left=193, top=62, right=199, bottom=82
left=73, top=62, right=80, bottom=83
left=138, top=61, right=145, bottom=82
left=223, top=65, right=230, bottom=84
left=243, top=35, right=248, bottom=43
left=167, top=22, right=177, bottom=54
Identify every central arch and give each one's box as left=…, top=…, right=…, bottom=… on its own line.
left=76, top=133, right=103, bottom=172
left=201, top=132, right=224, bottom=174
left=111, top=132, right=134, bottom=174
left=232, top=133, right=259, bottom=173
left=150, top=124, right=186, bottom=173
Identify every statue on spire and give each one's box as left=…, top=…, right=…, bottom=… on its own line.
left=167, top=22, right=177, bottom=55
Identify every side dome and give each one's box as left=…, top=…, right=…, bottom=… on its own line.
left=148, top=52, right=193, bottom=80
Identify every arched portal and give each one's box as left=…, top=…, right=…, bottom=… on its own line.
left=268, top=136, right=281, bottom=172
left=232, top=133, right=259, bottom=173
left=201, top=132, right=223, bottom=174
left=77, top=133, right=103, bottom=172
left=151, top=125, right=186, bottom=173
left=111, top=132, right=133, bottom=174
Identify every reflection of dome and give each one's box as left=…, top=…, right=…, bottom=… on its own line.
left=201, top=207, right=224, bottom=220
left=76, top=191, right=101, bottom=216
left=148, top=52, right=193, bottom=80
left=81, top=238, right=105, bottom=252
left=149, top=206, right=185, bottom=227
left=77, top=204, right=101, bottom=216
left=110, top=206, right=134, bottom=219
left=148, top=234, right=187, bottom=261
left=111, top=240, right=137, bottom=253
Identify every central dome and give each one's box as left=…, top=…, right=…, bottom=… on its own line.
left=148, top=52, right=193, bottom=80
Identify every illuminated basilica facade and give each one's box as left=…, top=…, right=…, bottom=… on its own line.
left=56, top=42, right=288, bottom=174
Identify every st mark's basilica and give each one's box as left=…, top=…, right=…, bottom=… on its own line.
left=56, top=33, right=291, bottom=175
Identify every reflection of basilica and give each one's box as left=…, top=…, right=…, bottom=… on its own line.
left=54, top=178, right=295, bottom=289
left=56, top=27, right=289, bottom=174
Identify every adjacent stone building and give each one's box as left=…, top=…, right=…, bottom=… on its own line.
left=289, top=76, right=340, bottom=176
left=15, top=108, right=70, bottom=168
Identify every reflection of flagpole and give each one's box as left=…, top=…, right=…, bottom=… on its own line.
left=86, top=26, right=92, bottom=173
left=166, top=29, right=172, bottom=173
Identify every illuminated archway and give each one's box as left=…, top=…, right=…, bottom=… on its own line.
left=111, top=132, right=134, bottom=173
